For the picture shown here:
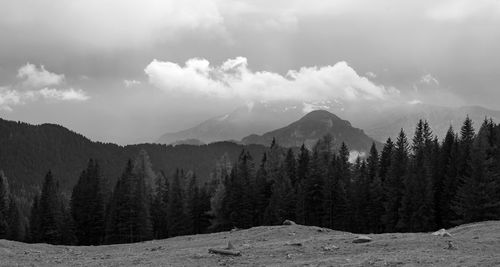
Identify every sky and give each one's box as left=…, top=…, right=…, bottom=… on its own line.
left=0, top=0, right=499, bottom=144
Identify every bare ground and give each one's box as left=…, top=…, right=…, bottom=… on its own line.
left=1, top=221, right=500, bottom=266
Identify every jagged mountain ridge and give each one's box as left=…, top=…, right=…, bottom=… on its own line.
left=157, top=102, right=307, bottom=145
left=158, top=101, right=500, bottom=145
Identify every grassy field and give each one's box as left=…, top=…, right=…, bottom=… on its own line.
left=1, top=221, right=500, bottom=266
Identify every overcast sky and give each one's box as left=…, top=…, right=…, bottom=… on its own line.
left=1, top=0, right=499, bottom=144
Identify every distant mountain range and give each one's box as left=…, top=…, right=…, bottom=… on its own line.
left=157, top=102, right=305, bottom=145
left=157, top=101, right=500, bottom=145
left=363, top=104, right=500, bottom=142
left=242, top=110, right=379, bottom=153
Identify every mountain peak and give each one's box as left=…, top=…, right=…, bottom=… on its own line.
left=300, top=109, right=345, bottom=122
left=242, top=109, right=378, bottom=152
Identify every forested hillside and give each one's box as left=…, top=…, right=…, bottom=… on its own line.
left=0, top=118, right=266, bottom=194
left=1, top=116, right=500, bottom=247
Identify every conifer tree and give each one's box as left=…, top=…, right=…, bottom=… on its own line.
left=167, top=169, right=189, bottom=236
left=225, top=150, right=255, bottom=229
left=366, top=143, right=385, bottom=233
left=151, top=171, right=169, bottom=239
left=332, top=142, right=350, bottom=230
left=295, top=144, right=309, bottom=225
left=38, top=170, right=65, bottom=244
left=454, top=119, right=500, bottom=222
left=71, top=159, right=106, bottom=245
left=379, top=138, right=394, bottom=183
left=304, top=142, right=326, bottom=226
left=436, top=126, right=459, bottom=227
left=28, top=195, right=41, bottom=243
left=105, top=159, right=152, bottom=243
left=253, top=153, right=270, bottom=226
left=0, top=171, right=9, bottom=239
left=398, top=120, right=435, bottom=231
left=7, top=196, right=23, bottom=241
left=383, top=129, right=409, bottom=232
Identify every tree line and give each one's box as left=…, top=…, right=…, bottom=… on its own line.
left=1, top=116, right=499, bottom=245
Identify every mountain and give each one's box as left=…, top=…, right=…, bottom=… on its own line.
left=158, top=100, right=500, bottom=145
left=157, top=101, right=309, bottom=145
left=242, top=110, right=380, bottom=153
left=363, top=104, right=500, bottom=142
left=0, top=118, right=266, bottom=194
left=170, top=138, right=205, bottom=146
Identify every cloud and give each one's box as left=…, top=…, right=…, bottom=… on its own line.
left=38, top=88, right=89, bottom=101
left=0, top=64, right=89, bottom=111
left=365, top=72, right=377, bottom=78
left=0, top=0, right=228, bottom=49
left=426, top=0, right=500, bottom=21
left=420, top=74, right=439, bottom=85
left=17, top=63, right=65, bottom=88
left=145, top=57, right=399, bottom=104
left=408, top=99, right=423, bottom=105
left=124, top=80, right=141, bottom=87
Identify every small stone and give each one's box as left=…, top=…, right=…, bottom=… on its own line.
left=432, top=229, right=452, bottom=237
left=283, top=219, right=296, bottom=225
left=286, top=241, right=303, bottom=246
left=227, top=241, right=235, bottom=250
left=446, top=240, right=457, bottom=250
left=352, top=235, right=372, bottom=243
left=322, top=245, right=339, bottom=251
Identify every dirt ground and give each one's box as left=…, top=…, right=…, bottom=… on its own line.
left=1, top=221, right=500, bottom=266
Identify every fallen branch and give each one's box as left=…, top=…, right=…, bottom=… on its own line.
left=208, top=248, right=242, bottom=256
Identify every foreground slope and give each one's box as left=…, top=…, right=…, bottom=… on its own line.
left=1, top=221, right=499, bottom=266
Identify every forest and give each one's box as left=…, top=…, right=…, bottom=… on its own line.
left=1, top=116, right=500, bottom=245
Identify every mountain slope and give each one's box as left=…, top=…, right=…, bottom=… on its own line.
left=242, top=110, right=380, bottom=152
left=363, top=104, right=500, bottom=142
left=158, top=100, right=500, bottom=146
left=0, top=118, right=266, bottom=194
left=1, top=221, right=499, bottom=266
left=157, top=102, right=306, bottom=144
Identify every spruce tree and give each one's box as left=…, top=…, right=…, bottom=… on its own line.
left=398, top=120, right=435, bottom=232
left=225, top=150, right=255, bottom=229
left=167, top=169, right=189, bottom=236
left=253, top=153, right=270, bottom=226
left=105, top=159, right=152, bottom=243
left=151, top=171, right=169, bottom=239
left=454, top=119, right=500, bottom=222
left=295, top=144, right=309, bottom=225
left=71, top=159, right=106, bottom=245
left=383, top=129, right=409, bottom=232
left=304, top=142, right=326, bottom=226
left=39, top=170, right=64, bottom=244
left=28, top=195, right=41, bottom=243
left=436, top=126, right=459, bottom=227
left=379, top=138, right=394, bottom=183
left=366, top=143, right=385, bottom=233
left=7, top=196, right=23, bottom=241
left=0, top=171, right=9, bottom=239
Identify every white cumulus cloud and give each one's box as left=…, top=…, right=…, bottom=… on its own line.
left=145, top=57, right=398, bottom=103
left=17, top=63, right=65, bottom=88
left=124, top=80, right=142, bottom=87
left=0, top=64, right=89, bottom=111
left=38, top=88, right=89, bottom=101
left=426, top=0, right=500, bottom=21
left=420, top=74, right=439, bottom=85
